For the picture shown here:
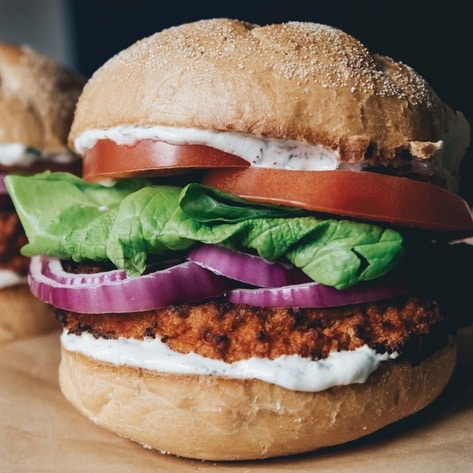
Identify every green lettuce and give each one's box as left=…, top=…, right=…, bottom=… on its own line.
left=5, top=172, right=405, bottom=289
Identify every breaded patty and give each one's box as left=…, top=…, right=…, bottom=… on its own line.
left=0, top=206, right=29, bottom=275
left=57, top=295, right=446, bottom=363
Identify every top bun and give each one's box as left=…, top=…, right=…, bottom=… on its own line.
left=69, top=19, right=470, bottom=191
left=0, top=43, right=85, bottom=152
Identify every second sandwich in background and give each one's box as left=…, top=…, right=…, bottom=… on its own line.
left=0, top=43, right=85, bottom=344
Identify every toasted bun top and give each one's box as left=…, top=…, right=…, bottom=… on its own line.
left=0, top=43, right=85, bottom=152
left=69, top=19, right=470, bottom=189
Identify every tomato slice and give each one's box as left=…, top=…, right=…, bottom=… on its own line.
left=202, top=168, right=473, bottom=236
left=83, top=139, right=249, bottom=181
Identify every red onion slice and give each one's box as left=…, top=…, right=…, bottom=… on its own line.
left=227, top=279, right=409, bottom=308
left=188, top=244, right=310, bottom=287
left=29, top=256, right=232, bottom=313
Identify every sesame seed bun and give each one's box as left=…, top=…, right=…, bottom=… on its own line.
left=0, top=285, right=57, bottom=345
left=69, top=18, right=469, bottom=192
left=59, top=341, right=456, bottom=461
left=0, top=43, right=84, bottom=153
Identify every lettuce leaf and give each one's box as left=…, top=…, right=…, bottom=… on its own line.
left=5, top=172, right=405, bottom=289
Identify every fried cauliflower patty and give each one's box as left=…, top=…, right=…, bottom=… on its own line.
left=0, top=204, right=29, bottom=275
left=57, top=295, right=447, bottom=363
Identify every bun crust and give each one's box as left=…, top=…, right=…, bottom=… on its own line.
left=69, top=19, right=469, bottom=190
left=0, top=285, right=58, bottom=345
left=0, top=43, right=84, bottom=152
left=59, top=342, right=456, bottom=461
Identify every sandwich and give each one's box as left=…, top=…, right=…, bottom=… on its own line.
left=5, top=19, right=473, bottom=460
left=0, top=43, right=84, bottom=344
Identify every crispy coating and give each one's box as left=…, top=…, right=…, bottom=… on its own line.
left=57, top=296, right=446, bottom=363
left=0, top=204, right=29, bottom=275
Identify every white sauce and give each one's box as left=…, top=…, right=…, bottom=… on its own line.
left=61, top=331, right=398, bottom=392
left=0, top=269, right=26, bottom=289
left=0, top=143, right=78, bottom=167
left=74, top=126, right=340, bottom=171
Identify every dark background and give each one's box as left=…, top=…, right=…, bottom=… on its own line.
left=67, top=1, right=472, bottom=205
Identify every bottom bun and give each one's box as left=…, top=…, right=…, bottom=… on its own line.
left=59, top=342, right=456, bottom=461
left=0, top=285, right=58, bottom=345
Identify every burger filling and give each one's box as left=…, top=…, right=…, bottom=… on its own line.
left=74, top=126, right=451, bottom=188
left=57, top=296, right=445, bottom=363
left=0, top=145, right=81, bottom=289
left=0, top=192, right=28, bottom=288
left=59, top=329, right=400, bottom=392
left=4, top=154, right=473, bottom=393
left=56, top=293, right=449, bottom=392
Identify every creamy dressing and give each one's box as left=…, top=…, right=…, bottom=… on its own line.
left=0, top=269, right=26, bottom=289
left=74, top=126, right=340, bottom=171
left=74, top=125, right=443, bottom=186
left=61, top=331, right=398, bottom=392
left=0, top=143, right=78, bottom=167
